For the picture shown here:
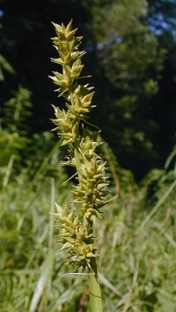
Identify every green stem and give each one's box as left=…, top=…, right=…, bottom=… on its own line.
left=88, top=258, right=103, bottom=312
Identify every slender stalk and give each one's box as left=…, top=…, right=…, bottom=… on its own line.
left=2, top=154, right=15, bottom=187
left=89, top=258, right=103, bottom=312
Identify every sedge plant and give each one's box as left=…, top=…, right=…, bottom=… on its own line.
left=50, top=20, right=110, bottom=311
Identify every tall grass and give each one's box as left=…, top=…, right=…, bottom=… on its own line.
left=1, top=140, right=176, bottom=311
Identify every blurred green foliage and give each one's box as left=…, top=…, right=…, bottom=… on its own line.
left=0, top=92, right=176, bottom=310
left=0, top=1, right=176, bottom=310
left=0, top=54, right=15, bottom=81
left=0, top=0, right=176, bottom=179
left=1, top=143, right=176, bottom=311
left=89, top=0, right=166, bottom=179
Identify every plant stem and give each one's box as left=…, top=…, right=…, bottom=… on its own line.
left=88, top=258, right=103, bottom=312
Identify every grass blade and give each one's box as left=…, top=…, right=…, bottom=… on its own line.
left=29, top=249, right=55, bottom=312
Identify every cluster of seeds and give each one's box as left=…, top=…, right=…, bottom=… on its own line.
left=50, top=20, right=108, bottom=266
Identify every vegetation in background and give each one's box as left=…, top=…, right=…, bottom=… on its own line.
left=0, top=1, right=176, bottom=311
left=1, top=103, right=176, bottom=310
left=90, top=0, right=165, bottom=178
left=0, top=0, right=175, bottom=179
left=0, top=54, right=15, bottom=81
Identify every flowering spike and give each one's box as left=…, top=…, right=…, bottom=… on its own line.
left=50, top=19, right=109, bottom=312
left=50, top=20, right=109, bottom=268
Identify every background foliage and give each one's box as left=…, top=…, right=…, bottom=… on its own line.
left=0, top=0, right=176, bottom=179
left=0, top=0, right=176, bottom=311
